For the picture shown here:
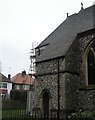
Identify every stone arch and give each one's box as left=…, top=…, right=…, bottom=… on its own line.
left=41, top=89, right=51, bottom=98
left=83, top=38, right=95, bottom=85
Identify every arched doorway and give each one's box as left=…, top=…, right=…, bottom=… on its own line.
left=42, top=90, right=49, bottom=118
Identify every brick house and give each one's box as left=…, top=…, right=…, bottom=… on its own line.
left=31, top=5, right=95, bottom=118
left=0, top=73, right=12, bottom=99
left=11, top=70, right=34, bottom=91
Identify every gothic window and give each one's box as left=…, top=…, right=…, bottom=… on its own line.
left=87, top=41, right=95, bottom=85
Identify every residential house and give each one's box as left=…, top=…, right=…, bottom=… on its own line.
left=31, top=5, right=95, bottom=118
left=11, top=70, right=34, bottom=90
left=0, top=73, right=12, bottom=99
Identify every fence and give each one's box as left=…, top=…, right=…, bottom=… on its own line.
left=2, top=109, right=95, bottom=120
left=2, top=109, right=72, bottom=120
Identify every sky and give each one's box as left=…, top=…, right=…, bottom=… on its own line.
left=0, top=0, right=94, bottom=77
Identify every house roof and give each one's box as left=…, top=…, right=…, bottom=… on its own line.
left=36, top=5, right=95, bottom=62
left=0, top=73, right=12, bottom=83
left=11, top=72, right=34, bottom=85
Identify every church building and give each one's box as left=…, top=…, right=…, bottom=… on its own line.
left=32, top=5, right=95, bottom=118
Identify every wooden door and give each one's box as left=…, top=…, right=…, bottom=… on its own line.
left=43, top=91, right=49, bottom=118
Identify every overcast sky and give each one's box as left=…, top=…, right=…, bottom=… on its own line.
left=0, top=0, right=94, bottom=77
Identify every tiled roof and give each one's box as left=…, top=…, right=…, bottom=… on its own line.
left=11, top=73, right=34, bottom=85
left=0, top=73, right=12, bottom=83
left=36, top=5, right=95, bottom=62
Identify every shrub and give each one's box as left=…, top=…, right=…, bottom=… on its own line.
left=10, top=89, right=27, bottom=100
left=68, top=110, right=95, bottom=120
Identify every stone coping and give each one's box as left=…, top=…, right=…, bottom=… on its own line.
left=79, top=85, right=95, bottom=91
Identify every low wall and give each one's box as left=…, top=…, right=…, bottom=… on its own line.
left=2, top=100, right=26, bottom=110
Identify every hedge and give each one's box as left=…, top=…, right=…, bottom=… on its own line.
left=10, top=89, right=27, bottom=100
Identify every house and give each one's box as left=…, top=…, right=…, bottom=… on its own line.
left=31, top=5, right=95, bottom=118
left=0, top=73, right=12, bottom=99
left=11, top=70, right=34, bottom=91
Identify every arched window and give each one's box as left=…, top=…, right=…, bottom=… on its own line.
left=87, top=41, right=95, bottom=85
left=87, top=49, right=95, bottom=84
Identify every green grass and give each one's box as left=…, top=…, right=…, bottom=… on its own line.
left=2, top=109, right=27, bottom=118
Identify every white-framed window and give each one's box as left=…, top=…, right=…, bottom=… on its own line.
left=23, top=85, right=30, bottom=90
left=0, top=82, right=7, bottom=88
left=2, top=83, right=7, bottom=88
left=0, top=83, right=2, bottom=88
left=16, top=85, right=21, bottom=90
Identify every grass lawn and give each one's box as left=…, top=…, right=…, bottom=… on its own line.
left=2, top=109, right=27, bottom=119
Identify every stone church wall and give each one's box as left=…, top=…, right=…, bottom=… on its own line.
left=64, top=31, right=95, bottom=111
left=36, top=59, right=58, bottom=75
left=35, top=30, right=95, bottom=117
left=36, top=74, right=58, bottom=109
left=35, top=58, right=67, bottom=116
left=36, top=59, right=59, bottom=115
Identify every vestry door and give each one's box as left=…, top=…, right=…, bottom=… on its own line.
left=42, top=91, right=49, bottom=118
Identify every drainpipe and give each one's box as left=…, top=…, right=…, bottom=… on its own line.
left=57, top=58, right=60, bottom=119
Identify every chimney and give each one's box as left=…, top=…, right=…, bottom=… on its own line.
left=22, top=70, right=26, bottom=76
left=67, top=13, right=69, bottom=18
left=8, top=74, right=11, bottom=80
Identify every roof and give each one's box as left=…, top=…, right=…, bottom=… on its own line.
left=11, top=73, right=34, bottom=85
left=0, top=73, right=12, bottom=83
left=36, top=5, right=95, bottom=62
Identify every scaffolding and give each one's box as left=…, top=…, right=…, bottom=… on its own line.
left=27, top=42, right=38, bottom=115
left=29, top=42, right=37, bottom=78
